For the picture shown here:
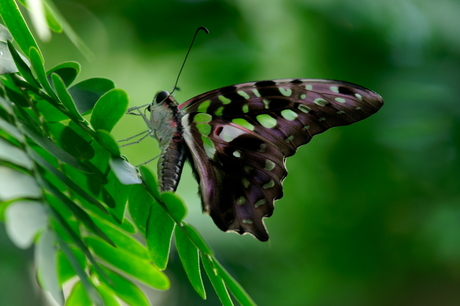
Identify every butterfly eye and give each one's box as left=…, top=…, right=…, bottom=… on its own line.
left=154, top=91, right=170, bottom=104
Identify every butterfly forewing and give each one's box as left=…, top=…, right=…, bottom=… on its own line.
left=178, top=79, right=383, bottom=241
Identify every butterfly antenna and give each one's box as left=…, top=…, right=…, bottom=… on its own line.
left=170, top=27, right=209, bottom=95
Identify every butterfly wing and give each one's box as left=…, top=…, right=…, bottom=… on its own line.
left=180, top=79, right=383, bottom=240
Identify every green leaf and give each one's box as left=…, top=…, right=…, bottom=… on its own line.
left=0, top=0, right=39, bottom=54
left=0, top=116, right=25, bottom=143
left=109, top=156, right=142, bottom=185
left=0, top=97, right=13, bottom=117
left=182, top=223, right=213, bottom=255
left=128, top=184, right=152, bottom=235
left=43, top=2, right=62, bottom=33
left=87, top=140, right=111, bottom=179
left=35, top=229, right=64, bottom=305
left=97, top=130, right=121, bottom=156
left=5, top=201, right=47, bottom=249
left=59, top=126, right=95, bottom=160
left=47, top=61, right=80, bottom=87
left=7, top=40, right=40, bottom=88
left=29, top=46, right=58, bottom=100
left=51, top=72, right=83, bottom=121
left=139, top=166, right=161, bottom=201
left=47, top=196, right=79, bottom=242
left=0, top=137, right=33, bottom=169
left=53, top=229, right=103, bottom=306
left=162, top=192, right=187, bottom=222
left=215, top=261, right=257, bottom=306
left=0, top=40, right=18, bottom=74
left=96, top=283, right=121, bottom=306
left=19, top=118, right=92, bottom=173
left=91, top=89, right=128, bottom=132
left=40, top=177, right=114, bottom=246
left=92, top=218, right=150, bottom=260
left=85, top=237, right=170, bottom=290
left=102, top=170, right=132, bottom=224
left=201, top=254, right=233, bottom=306
left=175, top=226, right=206, bottom=299
left=57, top=248, right=85, bottom=284
left=97, top=266, right=150, bottom=306
left=68, top=78, right=115, bottom=114
left=35, top=99, right=68, bottom=122
left=41, top=0, right=93, bottom=59
left=0, top=166, right=42, bottom=201
left=0, top=23, right=13, bottom=41
left=66, top=282, right=91, bottom=306
left=30, top=150, right=108, bottom=214
left=146, top=199, right=175, bottom=270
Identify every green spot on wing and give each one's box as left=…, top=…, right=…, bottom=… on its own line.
left=298, top=104, right=310, bottom=113
left=232, top=150, right=242, bottom=158
left=196, top=123, right=211, bottom=136
left=335, top=97, right=346, bottom=103
left=232, top=118, right=254, bottom=131
left=244, top=165, right=253, bottom=175
left=214, top=106, right=224, bottom=116
left=262, top=99, right=270, bottom=109
left=256, top=114, right=277, bottom=128
left=201, top=136, right=216, bottom=159
left=264, top=160, right=276, bottom=171
left=237, top=90, right=250, bottom=100
left=330, top=86, right=339, bottom=93
left=197, top=100, right=211, bottom=113
left=254, top=199, right=266, bottom=207
left=281, top=109, right=298, bottom=121
left=314, top=98, right=328, bottom=106
left=194, top=113, right=212, bottom=123
left=242, top=178, right=250, bottom=188
left=262, top=179, right=275, bottom=189
left=279, top=87, right=292, bottom=97
left=218, top=95, right=231, bottom=105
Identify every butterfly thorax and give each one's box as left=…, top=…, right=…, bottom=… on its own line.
left=148, top=91, right=186, bottom=192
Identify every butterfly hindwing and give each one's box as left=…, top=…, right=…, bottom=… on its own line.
left=182, top=115, right=287, bottom=241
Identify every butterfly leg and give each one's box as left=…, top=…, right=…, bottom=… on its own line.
left=118, top=130, right=152, bottom=147
left=126, top=103, right=151, bottom=114
left=126, top=104, right=154, bottom=127
left=135, top=154, right=160, bottom=167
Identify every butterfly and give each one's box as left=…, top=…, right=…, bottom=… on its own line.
left=129, top=78, right=383, bottom=241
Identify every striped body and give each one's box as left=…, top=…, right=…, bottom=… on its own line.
left=148, top=91, right=185, bottom=191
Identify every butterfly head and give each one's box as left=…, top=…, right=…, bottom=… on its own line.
left=151, top=90, right=170, bottom=106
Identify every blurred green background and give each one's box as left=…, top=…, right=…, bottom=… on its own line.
left=2, top=0, right=460, bottom=305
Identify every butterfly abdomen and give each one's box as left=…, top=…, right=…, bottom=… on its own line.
left=157, top=143, right=186, bottom=192
left=149, top=92, right=187, bottom=191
